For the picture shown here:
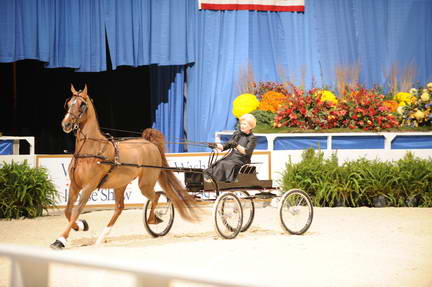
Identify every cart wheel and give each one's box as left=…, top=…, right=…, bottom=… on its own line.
left=234, top=190, right=255, bottom=232
left=278, top=189, right=313, bottom=235
left=143, top=191, right=175, bottom=237
left=213, top=193, right=243, bottom=239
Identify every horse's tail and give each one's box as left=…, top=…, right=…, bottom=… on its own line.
left=142, top=128, right=201, bottom=222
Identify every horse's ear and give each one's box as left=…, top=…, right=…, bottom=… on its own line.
left=71, top=84, right=77, bottom=95
left=82, top=84, right=88, bottom=98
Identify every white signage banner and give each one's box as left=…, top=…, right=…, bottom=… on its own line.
left=37, top=152, right=271, bottom=207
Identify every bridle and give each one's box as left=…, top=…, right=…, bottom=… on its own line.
left=64, top=92, right=88, bottom=131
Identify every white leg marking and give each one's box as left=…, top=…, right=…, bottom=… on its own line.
left=96, top=227, right=112, bottom=245
left=76, top=220, right=85, bottom=231
left=57, top=236, right=67, bottom=247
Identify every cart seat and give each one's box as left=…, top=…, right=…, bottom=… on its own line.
left=213, top=163, right=273, bottom=190
left=239, top=164, right=256, bottom=174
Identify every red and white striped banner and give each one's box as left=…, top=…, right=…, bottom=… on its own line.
left=198, top=0, right=304, bottom=12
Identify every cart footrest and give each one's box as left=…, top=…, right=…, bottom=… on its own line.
left=254, top=192, right=277, bottom=199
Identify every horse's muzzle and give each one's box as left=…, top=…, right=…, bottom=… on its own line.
left=62, top=121, right=73, bottom=133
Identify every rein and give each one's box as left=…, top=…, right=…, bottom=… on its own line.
left=100, top=127, right=214, bottom=147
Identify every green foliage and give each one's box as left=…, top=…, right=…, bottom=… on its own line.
left=0, top=161, right=58, bottom=219
left=251, top=110, right=275, bottom=128
left=394, top=153, right=432, bottom=207
left=279, top=149, right=432, bottom=207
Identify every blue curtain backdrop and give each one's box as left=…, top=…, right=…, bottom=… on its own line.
left=1, top=0, right=431, bottom=152
left=186, top=10, right=250, bottom=149
left=187, top=0, right=432, bottom=151
left=150, top=65, right=187, bottom=152
left=0, top=0, right=106, bottom=71
left=104, top=0, right=195, bottom=69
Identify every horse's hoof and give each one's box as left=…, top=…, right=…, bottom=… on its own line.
left=50, top=240, right=65, bottom=250
left=81, top=219, right=89, bottom=231
left=147, top=215, right=163, bottom=225
left=73, top=219, right=90, bottom=232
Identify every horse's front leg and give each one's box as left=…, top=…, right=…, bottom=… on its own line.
left=50, top=186, right=95, bottom=249
left=63, top=181, right=89, bottom=232
left=96, top=186, right=127, bottom=245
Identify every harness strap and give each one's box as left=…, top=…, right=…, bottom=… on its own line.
left=97, top=137, right=120, bottom=189
left=74, top=154, right=107, bottom=160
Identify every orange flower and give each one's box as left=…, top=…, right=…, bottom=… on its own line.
left=258, top=91, right=287, bottom=113
left=382, top=100, right=399, bottom=112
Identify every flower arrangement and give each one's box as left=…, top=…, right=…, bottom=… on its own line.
left=232, top=80, right=432, bottom=131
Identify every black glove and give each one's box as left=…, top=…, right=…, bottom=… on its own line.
left=226, top=140, right=238, bottom=149
left=208, top=143, right=217, bottom=149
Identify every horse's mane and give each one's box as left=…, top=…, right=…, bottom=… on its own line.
left=83, top=94, right=108, bottom=139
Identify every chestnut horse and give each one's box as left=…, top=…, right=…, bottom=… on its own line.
left=51, top=84, right=199, bottom=249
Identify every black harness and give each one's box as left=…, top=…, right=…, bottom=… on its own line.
left=66, top=92, right=119, bottom=189
left=64, top=93, right=88, bottom=132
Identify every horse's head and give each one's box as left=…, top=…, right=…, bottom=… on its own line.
left=62, top=84, right=90, bottom=133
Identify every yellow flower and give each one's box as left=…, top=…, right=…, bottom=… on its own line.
left=394, top=92, right=415, bottom=106
left=319, top=90, right=338, bottom=104
left=414, top=110, right=425, bottom=121
left=409, top=88, right=417, bottom=94
left=427, top=82, right=432, bottom=91
left=397, top=106, right=405, bottom=114
left=421, top=92, right=430, bottom=102
left=232, top=93, right=260, bottom=119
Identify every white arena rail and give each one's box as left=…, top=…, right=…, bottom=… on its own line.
left=0, top=136, right=35, bottom=167
left=0, top=244, right=266, bottom=287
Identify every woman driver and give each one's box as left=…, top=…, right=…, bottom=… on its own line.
left=205, top=113, right=257, bottom=182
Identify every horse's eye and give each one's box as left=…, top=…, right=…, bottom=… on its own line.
left=80, top=102, right=88, bottom=112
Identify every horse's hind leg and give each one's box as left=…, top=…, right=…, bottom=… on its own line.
left=96, top=185, right=127, bottom=245
left=139, top=182, right=162, bottom=224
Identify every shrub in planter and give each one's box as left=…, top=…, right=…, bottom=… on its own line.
left=278, top=149, right=432, bottom=207
left=279, top=149, right=342, bottom=207
left=0, top=161, right=58, bottom=219
left=394, top=153, right=432, bottom=207
left=343, top=159, right=398, bottom=207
